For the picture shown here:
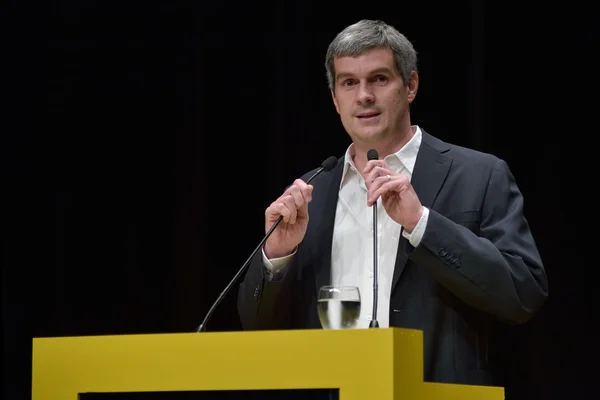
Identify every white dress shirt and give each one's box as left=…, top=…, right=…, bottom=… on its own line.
left=263, top=126, right=430, bottom=328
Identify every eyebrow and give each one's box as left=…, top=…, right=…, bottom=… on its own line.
left=336, top=67, right=396, bottom=81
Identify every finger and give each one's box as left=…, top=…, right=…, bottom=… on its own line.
left=301, top=184, right=313, bottom=203
left=368, top=174, right=405, bottom=203
left=365, top=165, right=391, bottom=188
left=280, top=195, right=298, bottom=224
left=366, top=174, right=387, bottom=204
left=288, top=185, right=305, bottom=208
left=285, top=179, right=313, bottom=202
left=369, top=180, right=407, bottom=205
left=297, top=201, right=309, bottom=219
left=367, top=175, right=392, bottom=205
left=364, top=160, right=389, bottom=174
left=292, top=178, right=309, bottom=191
left=363, top=160, right=381, bottom=174
left=270, top=202, right=292, bottom=223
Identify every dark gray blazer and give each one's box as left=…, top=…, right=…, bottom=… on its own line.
left=237, top=129, right=548, bottom=386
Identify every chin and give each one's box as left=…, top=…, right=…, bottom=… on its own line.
left=354, top=127, right=385, bottom=142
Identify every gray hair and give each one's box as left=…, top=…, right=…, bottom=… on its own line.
left=325, top=20, right=418, bottom=91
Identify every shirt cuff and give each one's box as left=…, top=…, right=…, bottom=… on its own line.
left=402, top=207, right=429, bottom=247
left=262, top=247, right=296, bottom=281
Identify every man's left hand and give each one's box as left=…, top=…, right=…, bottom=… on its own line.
left=364, top=159, right=424, bottom=233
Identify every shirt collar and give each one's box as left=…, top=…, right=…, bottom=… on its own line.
left=340, top=125, right=423, bottom=190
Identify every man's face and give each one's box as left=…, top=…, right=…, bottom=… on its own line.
left=331, top=47, right=417, bottom=146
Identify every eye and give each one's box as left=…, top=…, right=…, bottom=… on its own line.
left=342, top=79, right=355, bottom=87
left=373, top=75, right=388, bottom=83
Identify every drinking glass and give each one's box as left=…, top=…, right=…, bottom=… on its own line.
left=317, top=286, right=361, bottom=329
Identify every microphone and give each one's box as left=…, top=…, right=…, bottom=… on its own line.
left=196, top=155, right=339, bottom=332
left=367, top=149, right=380, bottom=328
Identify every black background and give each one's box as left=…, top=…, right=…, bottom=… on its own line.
left=4, top=1, right=594, bottom=399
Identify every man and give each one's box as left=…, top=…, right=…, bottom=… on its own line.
left=237, top=19, right=548, bottom=386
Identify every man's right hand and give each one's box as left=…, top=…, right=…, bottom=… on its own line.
left=263, top=179, right=313, bottom=259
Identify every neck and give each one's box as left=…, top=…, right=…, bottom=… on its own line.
left=352, top=125, right=416, bottom=173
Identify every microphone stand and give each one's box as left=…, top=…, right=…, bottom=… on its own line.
left=369, top=200, right=379, bottom=328
left=367, top=149, right=379, bottom=328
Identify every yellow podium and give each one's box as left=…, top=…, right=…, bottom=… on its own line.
left=32, top=327, right=504, bottom=399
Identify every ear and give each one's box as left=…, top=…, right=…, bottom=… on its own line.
left=331, top=89, right=340, bottom=114
left=407, top=71, right=419, bottom=104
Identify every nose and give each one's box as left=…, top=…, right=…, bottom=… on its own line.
left=356, top=82, right=375, bottom=105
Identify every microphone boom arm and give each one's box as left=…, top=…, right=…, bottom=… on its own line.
left=196, top=159, right=336, bottom=333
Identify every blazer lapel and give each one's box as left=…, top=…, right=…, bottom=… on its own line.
left=306, top=160, right=344, bottom=294
left=391, top=130, right=452, bottom=294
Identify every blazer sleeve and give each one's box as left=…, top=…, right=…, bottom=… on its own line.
left=407, top=158, right=548, bottom=325
left=237, top=250, right=296, bottom=330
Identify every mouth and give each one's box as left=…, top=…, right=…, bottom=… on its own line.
left=356, top=111, right=381, bottom=120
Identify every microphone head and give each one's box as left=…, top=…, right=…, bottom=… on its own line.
left=367, top=149, right=379, bottom=161
left=321, top=156, right=339, bottom=172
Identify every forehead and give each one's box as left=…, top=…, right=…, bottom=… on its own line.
left=333, top=47, right=396, bottom=77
